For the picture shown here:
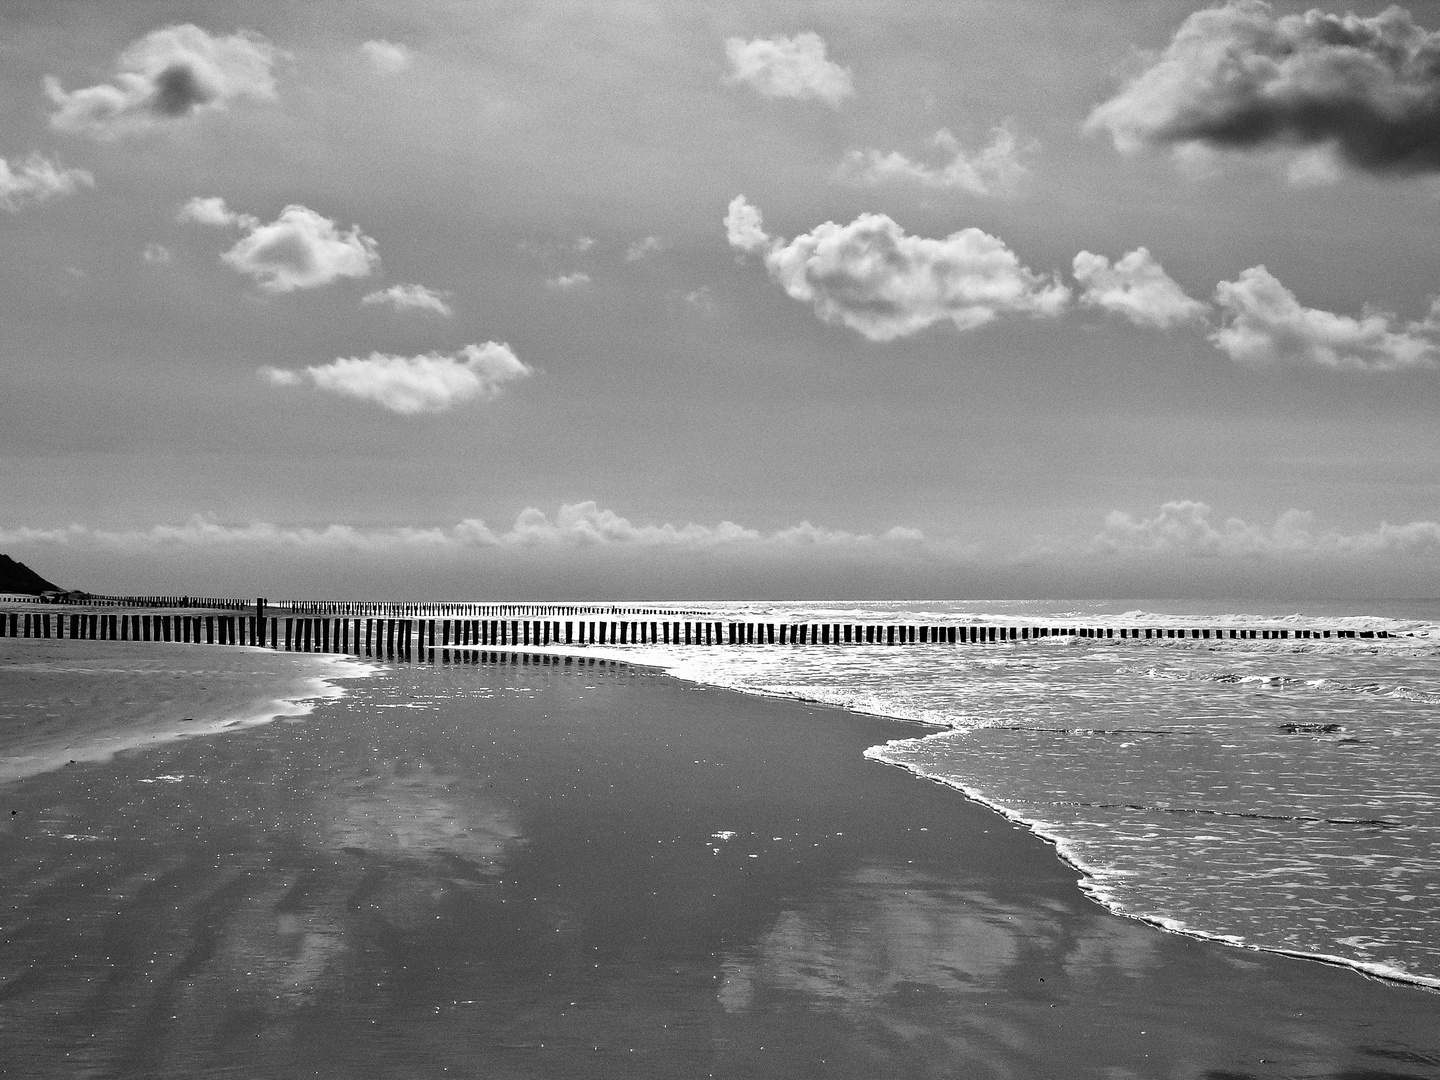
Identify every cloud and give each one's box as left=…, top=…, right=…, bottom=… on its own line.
left=724, top=32, right=854, bottom=107
left=723, top=195, right=771, bottom=254
left=14, top=499, right=1435, bottom=568
left=1085, top=2, right=1440, bottom=176
left=0, top=503, right=927, bottom=554
left=46, top=24, right=280, bottom=140
left=725, top=195, right=1069, bottom=341
left=1073, top=247, right=1208, bottom=329
left=1092, top=500, right=1440, bottom=557
left=0, top=153, right=93, bottom=212
left=359, top=39, right=414, bottom=75
left=179, top=201, right=379, bottom=292
left=545, top=271, right=591, bottom=290
left=257, top=366, right=301, bottom=387
left=834, top=126, right=1031, bottom=196
left=683, top=286, right=715, bottom=312
left=142, top=242, right=171, bottom=264
left=175, top=194, right=258, bottom=229
left=262, top=343, right=531, bottom=414
left=502, top=507, right=921, bottom=551
left=626, top=235, right=663, bottom=261
left=361, top=282, right=453, bottom=316
left=1210, top=266, right=1437, bottom=370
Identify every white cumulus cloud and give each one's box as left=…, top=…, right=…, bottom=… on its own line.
left=263, top=343, right=531, bottom=414
left=175, top=194, right=258, bottom=229
left=0, top=153, right=93, bottom=212
left=545, top=272, right=591, bottom=290
left=724, top=32, right=854, bottom=107
left=1092, top=500, right=1440, bottom=557
left=359, top=39, right=414, bottom=75
left=0, top=503, right=927, bottom=554
left=725, top=195, right=1069, bottom=341
left=723, top=195, right=770, bottom=254
left=361, top=282, right=453, bottom=316
left=1210, top=266, right=1438, bottom=371
left=47, top=24, right=280, bottom=141
left=1073, top=247, right=1208, bottom=329
left=180, top=200, right=379, bottom=293
left=834, top=126, right=1031, bottom=196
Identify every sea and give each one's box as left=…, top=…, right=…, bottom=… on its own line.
left=534, top=598, right=1440, bottom=992
left=4, top=596, right=1437, bottom=996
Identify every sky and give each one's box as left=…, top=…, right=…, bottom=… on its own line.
left=2, top=0, right=1439, bottom=601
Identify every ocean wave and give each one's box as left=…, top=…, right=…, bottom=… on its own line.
left=1118, top=665, right=1440, bottom=703
left=865, top=732, right=1440, bottom=993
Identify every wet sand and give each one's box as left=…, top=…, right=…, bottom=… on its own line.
left=0, top=636, right=357, bottom=784
left=0, top=645, right=1437, bottom=1079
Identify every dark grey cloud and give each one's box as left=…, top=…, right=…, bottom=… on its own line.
left=150, top=62, right=216, bottom=117
left=1087, top=2, right=1440, bottom=175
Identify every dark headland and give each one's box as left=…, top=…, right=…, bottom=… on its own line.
left=0, top=554, right=59, bottom=595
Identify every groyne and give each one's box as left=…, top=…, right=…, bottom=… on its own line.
left=0, top=598, right=1396, bottom=660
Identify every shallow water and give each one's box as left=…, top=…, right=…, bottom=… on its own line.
left=0, top=637, right=360, bottom=784
left=546, top=599, right=1440, bottom=990
left=4, top=651, right=1437, bottom=1079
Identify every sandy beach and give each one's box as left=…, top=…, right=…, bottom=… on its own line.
left=1, top=642, right=1437, bottom=1079
left=0, top=636, right=358, bottom=785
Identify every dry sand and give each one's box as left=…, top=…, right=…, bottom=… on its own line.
left=0, top=644, right=1436, bottom=1079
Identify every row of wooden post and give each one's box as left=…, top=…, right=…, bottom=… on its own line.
left=280, top=601, right=709, bottom=618
left=0, top=610, right=1389, bottom=653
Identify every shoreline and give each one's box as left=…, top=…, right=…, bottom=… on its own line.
left=0, top=636, right=370, bottom=787
left=5, top=634, right=1436, bottom=995
left=2, top=641, right=1438, bottom=1075
left=414, top=641, right=1440, bottom=994
left=863, top=737, right=1440, bottom=996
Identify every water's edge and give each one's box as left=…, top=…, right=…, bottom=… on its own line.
left=383, top=638, right=1440, bottom=995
